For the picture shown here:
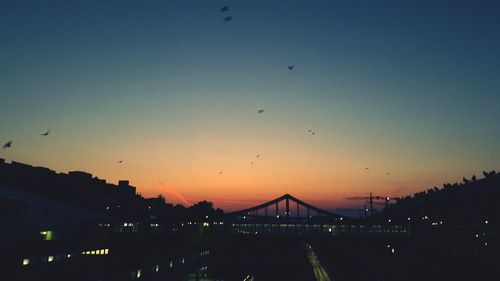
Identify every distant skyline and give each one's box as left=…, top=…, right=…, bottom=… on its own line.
left=1, top=0, right=499, bottom=211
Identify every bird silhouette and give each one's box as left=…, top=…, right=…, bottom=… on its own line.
left=41, top=129, right=50, bottom=136
left=219, top=171, right=223, bottom=174
left=220, top=6, right=229, bottom=12
left=223, top=16, right=232, bottom=22
left=3, top=141, right=12, bottom=149
left=365, top=168, right=369, bottom=170
left=118, top=159, right=123, bottom=164
left=256, top=154, right=260, bottom=158
left=387, top=172, right=391, bottom=175
left=308, top=129, right=312, bottom=132
left=311, top=131, right=316, bottom=135
left=250, top=161, right=254, bottom=165
left=258, top=109, right=264, bottom=114
left=287, top=65, right=294, bottom=70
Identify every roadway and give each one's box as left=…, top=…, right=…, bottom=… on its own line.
left=304, top=244, right=332, bottom=281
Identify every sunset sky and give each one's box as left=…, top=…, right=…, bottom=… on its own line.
left=1, top=0, right=499, bottom=211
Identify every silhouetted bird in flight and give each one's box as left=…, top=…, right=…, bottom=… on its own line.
left=250, top=161, right=254, bottom=165
left=118, top=159, right=123, bottom=164
left=258, top=109, right=264, bottom=114
left=219, top=171, right=223, bottom=174
left=311, top=131, right=316, bottom=135
left=308, top=129, right=312, bottom=132
left=288, top=65, right=294, bottom=70
left=365, top=168, right=369, bottom=170
left=41, top=129, right=50, bottom=136
left=256, top=154, right=260, bottom=158
left=3, top=141, right=12, bottom=149
left=387, top=172, right=391, bottom=175
left=224, top=16, right=232, bottom=22
left=220, top=6, right=229, bottom=12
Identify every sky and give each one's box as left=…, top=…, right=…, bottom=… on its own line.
left=1, top=0, right=499, bottom=212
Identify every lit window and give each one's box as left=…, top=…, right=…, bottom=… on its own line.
left=67, top=254, right=71, bottom=258
left=104, top=249, right=109, bottom=255
left=155, top=265, right=159, bottom=272
left=97, top=250, right=102, bottom=255
left=22, top=258, right=30, bottom=266
left=48, top=256, right=54, bottom=262
left=136, top=269, right=141, bottom=278
left=169, top=261, right=173, bottom=268
left=91, top=251, right=96, bottom=255
left=40, top=230, right=53, bottom=240
left=86, top=251, right=91, bottom=255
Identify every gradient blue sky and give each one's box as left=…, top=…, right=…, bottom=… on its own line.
left=1, top=0, right=499, bottom=211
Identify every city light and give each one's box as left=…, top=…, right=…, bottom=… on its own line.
left=22, top=258, right=29, bottom=266
left=47, top=256, right=54, bottom=262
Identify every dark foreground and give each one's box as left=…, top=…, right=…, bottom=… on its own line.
left=5, top=233, right=499, bottom=281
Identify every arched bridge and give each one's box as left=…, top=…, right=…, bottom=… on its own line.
left=225, top=194, right=410, bottom=237
left=226, top=194, right=342, bottom=223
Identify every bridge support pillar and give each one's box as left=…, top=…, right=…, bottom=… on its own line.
left=275, top=202, right=279, bottom=217
left=286, top=198, right=290, bottom=218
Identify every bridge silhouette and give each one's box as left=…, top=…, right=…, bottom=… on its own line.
left=225, top=194, right=409, bottom=237
left=226, top=194, right=342, bottom=223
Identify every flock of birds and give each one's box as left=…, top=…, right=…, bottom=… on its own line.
left=1, top=5, right=393, bottom=180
